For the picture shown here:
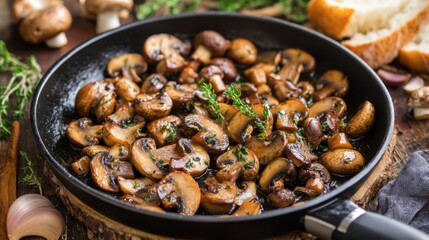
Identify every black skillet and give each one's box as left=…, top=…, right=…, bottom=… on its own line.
left=31, top=12, right=427, bottom=240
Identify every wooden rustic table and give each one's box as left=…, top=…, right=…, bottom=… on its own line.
left=0, top=0, right=428, bottom=239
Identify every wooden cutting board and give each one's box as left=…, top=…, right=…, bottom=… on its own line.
left=44, top=130, right=397, bottom=240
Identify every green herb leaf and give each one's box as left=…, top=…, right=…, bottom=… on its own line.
left=200, top=82, right=224, bottom=123
left=18, top=151, right=43, bottom=195
left=233, top=145, right=249, bottom=162
left=223, top=83, right=256, bottom=118
left=162, top=123, right=176, bottom=143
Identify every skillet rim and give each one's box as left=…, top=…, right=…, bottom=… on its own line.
left=30, top=12, right=394, bottom=224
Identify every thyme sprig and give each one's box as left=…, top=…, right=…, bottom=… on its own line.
left=223, top=83, right=255, bottom=118
left=200, top=82, right=224, bottom=123
left=18, top=151, right=43, bottom=195
left=255, top=104, right=270, bottom=139
left=0, top=41, right=41, bottom=138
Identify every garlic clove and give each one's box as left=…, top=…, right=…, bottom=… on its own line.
left=403, top=76, right=425, bottom=93
left=377, top=69, right=411, bottom=86
left=7, top=194, right=65, bottom=240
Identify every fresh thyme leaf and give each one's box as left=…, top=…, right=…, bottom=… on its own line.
left=0, top=41, right=42, bottom=138
left=233, top=145, right=249, bottom=162
left=206, top=134, right=217, bottom=145
left=200, top=82, right=224, bottom=123
left=255, top=104, right=270, bottom=139
left=162, top=122, right=176, bottom=143
left=223, top=83, right=256, bottom=118
left=18, top=151, right=43, bottom=195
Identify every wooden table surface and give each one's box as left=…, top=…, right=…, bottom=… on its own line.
left=0, top=0, right=428, bottom=239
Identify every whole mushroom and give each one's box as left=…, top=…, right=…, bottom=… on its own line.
left=19, top=4, right=72, bottom=48
left=84, top=0, right=133, bottom=33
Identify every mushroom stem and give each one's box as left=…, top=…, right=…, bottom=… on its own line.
left=96, top=11, right=120, bottom=33
left=45, top=32, right=68, bottom=48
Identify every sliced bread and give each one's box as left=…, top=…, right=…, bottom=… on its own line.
left=399, top=20, right=429, bottom=73
left=307, top=0, right=407, bottom=40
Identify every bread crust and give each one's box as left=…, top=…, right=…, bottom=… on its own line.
left=307, top=0, right=354, bottom=40
left=342, top=4, right=429, bottom=69
left=399, top=48, right=429, bottom=73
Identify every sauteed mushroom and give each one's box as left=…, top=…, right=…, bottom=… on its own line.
left=147, top=115, right=182, bottom=146
left=314, top=70, right=349, bottom=101
left=281, top=48, right=315, bottom=72
left=259, top=157, right=296, bottom=193
left=164, top=81, right=196, bottom=108
left=141, top=74, right=167, bottom=93
left=210, top=58, right=238, bottom=80
left=232, top=202, right=261, bottom=216
left=66, top=118, right=103, bottom=148
left=115, top=77, right=140, bottom=102
left=75, top=79, right=115, bottom=117
left=268, top=189, right=295, bottom=208
left=245, top=131, right=288, bottom=165
left=102, top=108, right=146, bottom=146
left=191, top=30, right=230, bottom=65
left=235, top=181, right=257, bottom=206
left=107, top=53, right=148, bottom=82
left=228, top=38, right=257, bottom=65
left=284, top=138, right=318, bottom=168
left=117, top=177, right=155, bottom=195
left=271, top=99, right=309, bottom=132
left=169, top=139, right=210, bottom=177
left=308, top=96, right=347, bottom=119
left=200, top=176, right=237, bottom=215
left=345, top=101, right=375, bottom=139
left=133, top=92, right=173, bottom=121
left=320, top=149, right=365, bottom=175
left=215, top=145, right=259, bottom=181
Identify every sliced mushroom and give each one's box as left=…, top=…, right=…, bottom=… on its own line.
left=219, top=103, right=239, bottom=129
left=268, top=74, right=302, bottom=102
left=75, top=80, right=115, bottom=117
left=298, top=163, right=331, bottom=184
left=71, top=156, right=90, bottom=175
left=115, top=77, right=140, bottom=102
left=297, top=81, right=315, bottom=102
left=103, top=112, right=146, bottom=147
left=244, top=63, right=276, bottom=86
left=255, top=50, right=281, bottom=65
left=199, top=65, right=226, bottom=93
left=184, top=114, right=229, bottom=154
left=140, top=73, right=167, bottom=93
left=210, top=58, right=238, bottom=81
left=147, top=115, right=182, bottom=147
left=294, top=176, right=325, bottom=197
left=191, top=30, right=230, bottom=65
left=117, top=177, right=155, bottom=195
left=108, top=143, right=129, bottom=160
left=256, top=84, right=272, bottom=96
left=271, top=99, right=309, bottom=132
left=228, top=38, right=257, bottom=65
left=277, top=63, right=304, bottom=85
left=66, top=118, right=103, bottom=148
left=200, top=176, right=237, bottom=215
left=284, top=137, right=318, bottom=168
left=133, top=92, right=173, bottom=121
left=268, top=188, right=295, bottom=208
left=215, top=145, right=260, bottom=181
left=308, top=96, right=347, bottom=119
left=156, top=54, right=187, bottom=74
left=164, top=81, right=196, bottom=108
left=314, top=70, right=349, bottom=101
left=281, top=48, right=315, bottom=72
left=259, top=157, right=296, bottom=193
left=106, top=53, right=148, bottom=82
left=94, top=91, right=116, bottom=122
left=226, top=111, right=254, bottom=144
left=407, top=86, right=429, bottom=108
left=130, top=138, right=180, bottom=180
left=345, top=101, right=375, bottom=139
left=320, top=111, right=341, bottom=136
left=253, top=104, right=274, bottom=138
left=143, top=33, right=189, bottom=64
left=178, top=64, right=199, bottom=84
left=320, top=149, right=365, bottom=175
left=169, top=139, right=210, bottom=177
left=82, top=145, right=109, bottom=157
left=235, top=181, right=257, bottom=206
left=244, top=131, right=288, bottom=165
left=327, top=133, right=353, bottom=150
left=120, top=193, right=162, bottom=210
left=303, top=117, right=323, bottom=148
left=260, top=95, right=279, bottom=107
left=232, top=202, right=261, bottom=216
left=90, top=152, right=134, bottom=193
left=157, top=172, right=201, bottom=215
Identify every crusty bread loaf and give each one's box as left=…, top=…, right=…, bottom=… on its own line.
left=307, top=0, right=406, bottom=40
left=308, top=0, right=429, bottom=69
left=399, top=20, right=429, bottom=73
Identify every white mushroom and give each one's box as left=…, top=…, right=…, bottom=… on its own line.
left=84, top=0, right=133, bottom=33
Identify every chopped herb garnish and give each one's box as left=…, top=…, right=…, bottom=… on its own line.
left=293, top=114, right=300, bottom=126
left=185, top=159, right=194, bottom=169
left=206, top=134, right=217, bottom=145
left=162, top=123, right=176, bottom=143
left=233, top=145, right=248, bottom=162
left=193, top=156, right=201, bottom=162
left=243, top=161, right=254, bottom=170
left=150, top=154, right=156, bottom=162
left=344, top=157, right=352, bottom=164
left=121, top=118, right=136, bottom=128
left=159, top=101, right=165, bottom=105
left=133, top=181, right=141, bottom=189
left=339, top=119, right=346, bottom=128
left=317, top=144, right=329, bottom=153
left=223, top=83, right=256, bottom=118
left=119, top=145, right=125, bottom=156
left=321, top=119, right=329, bottom=128
left=200, top=82, right=224, bottom=123
left=296, top=128, right=306, bottom=139
left=278, top=110, right=286, bottom=115
left=305, top=91, right=314, bottom=106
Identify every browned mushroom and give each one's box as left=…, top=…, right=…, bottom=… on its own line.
left=345, top=101, right=375, bottom=139
left=271, top=99, right=309, bottom=132
left=276, top=63, right=304, bottom=85
left=191, top=30, right=230, bottom=65
left=228, top=38, right=258, bottom=65
left=314, top=70, right=349, bottom=101
left=184, top=114, right=229, bottom=154
left=164, top=81, right=197, bottom=108
left=102, top=108, right=146, bottom=146
left=308, top=96, right=347, bottom=119
left=106, top=53, right=148, bottom=82
left=94, top=91, right=116, bottom=122
left=82, top=145, right=109, bottom=157
left=268, top=188, right=295, bottom=208
left=303, top=118, right=323, bottom=148
left=210, top=58, right=238, bottom=81
left=244, top=131, right=288, bottom=165
left=169, top=139, right=210, bottom=177
left=200, top=176, right=237, bottom=215
left=284, top=137, right=318, bottom=168
left=141, top=73, right=167, bottom=93
left=232, top=202, right=261, bottom=216
left=19, top=4, right=72, bottom=48
left=66, top=118, right=103, bottom=148
left=255, top=50, right=281, bottom=65
left=215, top=145, right=260, bottom=181
left=115, top=77, right=140, bottom=102
left=199, top=65, right=226, bottom=93
left=327, top=133, right=353, bottom=150
left=75, top=79, right=115, bottom=117
left=320, top=149, right=365, bottom=175
left=267, top=74, right=302, bottom=102
left=147, top=115, right=182, bottom=147
left=235, top=181, right=257, bottom=206
left=108, top=143, right=129, bottom=160
left=71, top=156, right=90, bottom=175
left=156, top=171, right=201, bottom=215
left=243, top=63, right=277, bottom=86
left=117, top=177, right=155, bottom=195
left=90, top=151, right=134, bottom=192
left=133, top=92, right=173, bottom=121
left=259, top=157, right=296, bottom=193
left=280, top=48, right=315, bottom=72
left=294, top=176, right=325, bottom=197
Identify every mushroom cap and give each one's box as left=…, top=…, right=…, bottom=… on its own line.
left=19, top=5, right=72, bottom=44
left=85, top=0, right=133, bottom=14
left=193, top=30, right=230, bottom=57
left=13, top=0, right=62, bottom=21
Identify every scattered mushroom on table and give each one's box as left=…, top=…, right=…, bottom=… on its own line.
left=66, top=30, right=376, bottom=216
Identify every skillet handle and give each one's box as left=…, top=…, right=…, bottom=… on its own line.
left=303, top=198, right=428, bottom=240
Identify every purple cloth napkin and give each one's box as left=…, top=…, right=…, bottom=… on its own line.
left=378, top=149, right=429, bottom=233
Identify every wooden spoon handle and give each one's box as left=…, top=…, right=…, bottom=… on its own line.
left=0, top=121, right=20, bottom=239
